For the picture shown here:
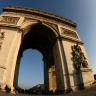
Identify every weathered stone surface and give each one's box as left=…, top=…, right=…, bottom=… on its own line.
left=0, top=6, right=94, bottom=92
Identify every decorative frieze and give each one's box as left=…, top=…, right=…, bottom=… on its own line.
left=61, top=28, right=79, bottom=39
left=23, top=17, right=37, bottom=23
left=72, top=44, right=88, bottom=70
left=0, top=31, right=5, bottom=50
left=0, top=16, right=19, bottom=24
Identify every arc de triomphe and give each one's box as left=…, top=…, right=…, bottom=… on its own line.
left=0, top=6, right=94, bottom=92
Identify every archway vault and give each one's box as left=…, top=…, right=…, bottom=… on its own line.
left=21, top=23, right=57, bottom=58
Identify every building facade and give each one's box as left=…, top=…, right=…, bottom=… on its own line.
left=0, top=6, right=94, bottom=92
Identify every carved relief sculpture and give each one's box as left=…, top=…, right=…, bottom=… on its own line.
left=0, top=16, right=19, bottom=24
left=61, top=28, right=79, bottom=39
left=0, top=31, right=5, bottom=50
left=72, top=44, right=88, bottom=70
left=0, top=32, right=5, bottom=39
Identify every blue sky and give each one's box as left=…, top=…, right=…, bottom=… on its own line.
left=0, top=0, right=96, bottom=89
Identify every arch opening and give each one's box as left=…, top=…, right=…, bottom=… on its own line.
left=21, top=23, right=57, bottom=58
left=18, top=49, right=44, bottom=89
left=14, top=23, right=57, bottom=91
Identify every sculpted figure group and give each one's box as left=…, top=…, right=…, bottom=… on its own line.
left=0, top=32, right=5, bottom=50
left=72, top=44, right=88, bottom=70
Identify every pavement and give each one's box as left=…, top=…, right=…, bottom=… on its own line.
left=0, top=84, right=96, bottom=96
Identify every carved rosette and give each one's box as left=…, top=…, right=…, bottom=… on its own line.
left=72, top=44, right=88, bottom=70
left=0, top=31, right=5, bottom=50
left=61, top=28, right=79, bottom=39
left=0, top=16, right=19, bottom=24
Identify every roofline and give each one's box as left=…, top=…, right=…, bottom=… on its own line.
left=3, top=6, right=77, bottom=28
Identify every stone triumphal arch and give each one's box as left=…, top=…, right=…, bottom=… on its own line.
left=0, top=6, right=94, bottom=92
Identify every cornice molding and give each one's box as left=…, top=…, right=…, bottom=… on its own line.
left=3, top=6, right=77, bottom=28
left=57, top=36, right=84, bottom=45
left=0, top=24, right=24, bottom=32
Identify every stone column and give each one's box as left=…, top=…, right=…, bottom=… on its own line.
left=48, top=66, right=53, bottom=91
left=53, top=39, right=70, bottom=90
left=48, top=65, right=56, bottom=91
left=0, top=29, right=22, bottom=92
left=13, top=52, right=22, bottom=88
left=59, top=39, right=70, bottom=89
left=44, top=54, right=57, bottom=91
left=43, top=59, right=49, bottom=90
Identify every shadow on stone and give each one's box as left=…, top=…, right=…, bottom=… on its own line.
left=5, top=85, right=11, bottom=92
